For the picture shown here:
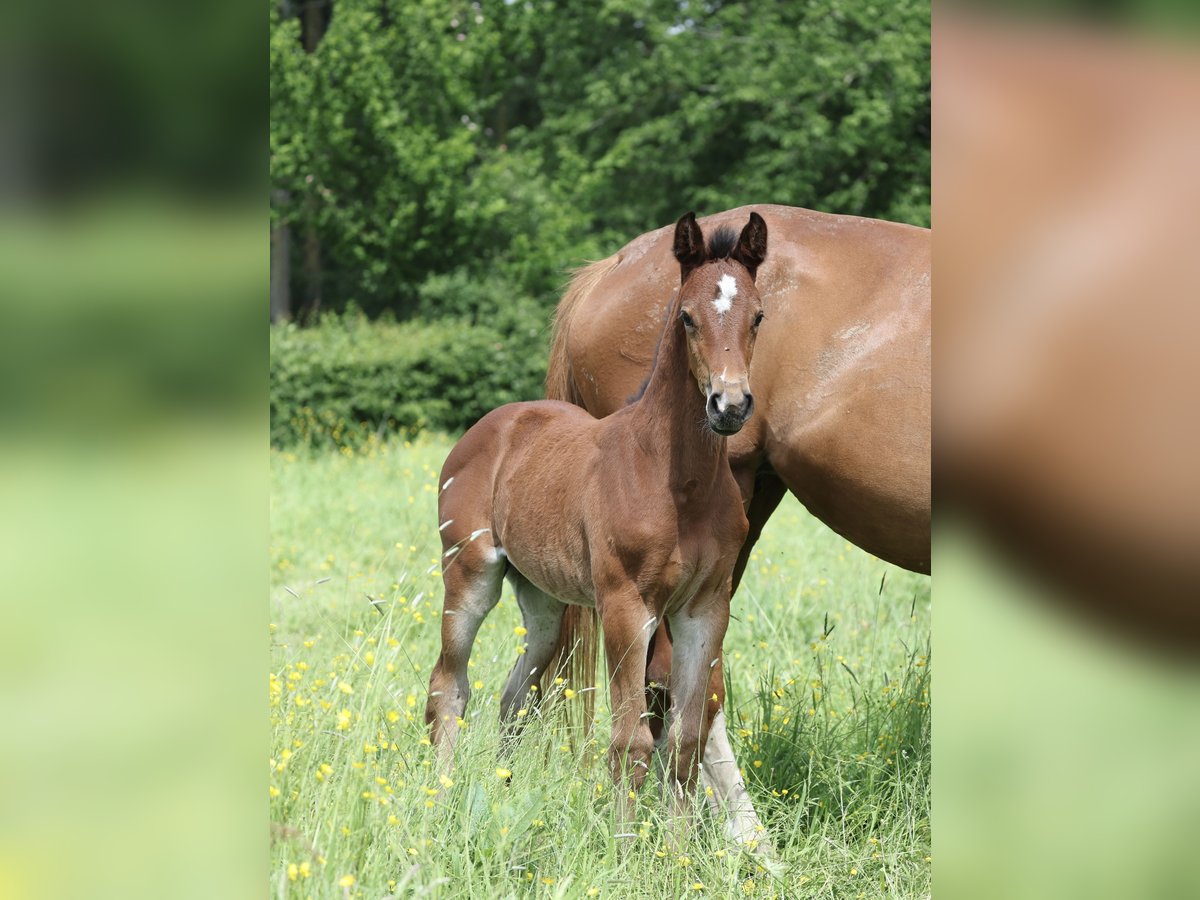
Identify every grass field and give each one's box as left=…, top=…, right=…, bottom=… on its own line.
left=270, top=435, right=931, bottom=899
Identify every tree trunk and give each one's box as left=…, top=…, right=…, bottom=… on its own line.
left=299, top=0, right=330, bottom=322
left=301, top=202, right=322, bottom=323
left=270, top=189, right=292, bottom=323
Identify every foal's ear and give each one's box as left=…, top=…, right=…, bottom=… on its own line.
left=732, top=212, right=768, bottom=281
left=673, top=211, right=706, bottom=283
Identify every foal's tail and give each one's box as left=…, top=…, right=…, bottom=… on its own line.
left=541, top=255, right=619, bottom=732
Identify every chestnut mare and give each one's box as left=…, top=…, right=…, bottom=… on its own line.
left=543, top=205, right=930, bottom=825
left=426, top=213, right=772, bottom=836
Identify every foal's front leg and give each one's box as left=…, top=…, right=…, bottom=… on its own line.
left=598, top=587, right=656, bottom=827
left=663, top=596, right=730, bottom=820
left=700, top=654, right=775, bottom=856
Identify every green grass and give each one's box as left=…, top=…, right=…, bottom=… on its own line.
left=270, top=435, right=930, bottom=898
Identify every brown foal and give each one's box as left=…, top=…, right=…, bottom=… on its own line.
left=425, top=212, right=768, bottom=830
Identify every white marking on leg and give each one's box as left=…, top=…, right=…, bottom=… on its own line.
left=701, top=709, right=771, bottom=849
left=712, top=274, right=738, bottom=316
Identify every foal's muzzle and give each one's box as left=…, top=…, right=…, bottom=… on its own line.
left=706, top=389, right=754, bottom=435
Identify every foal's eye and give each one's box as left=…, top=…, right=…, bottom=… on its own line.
left=680, top=310, right=696, bottom=330
left=752, top=310, right=765, bottom=329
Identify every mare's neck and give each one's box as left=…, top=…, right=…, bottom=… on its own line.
left=631, top=286, right=726, bottom=492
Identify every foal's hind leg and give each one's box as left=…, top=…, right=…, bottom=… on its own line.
left=499, top=572, right=565, bottom=741
left=425, top=536, right=505, bottom=763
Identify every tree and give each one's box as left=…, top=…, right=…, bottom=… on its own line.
left=270, top=0, right=930, bottom=323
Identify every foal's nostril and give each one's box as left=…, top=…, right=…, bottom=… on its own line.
left=741, top=392, right=755, bottom=420
left=706, top=393, right=721, bottom=418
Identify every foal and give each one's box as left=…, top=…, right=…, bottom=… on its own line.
left=425, top=211, right=768, bottom=825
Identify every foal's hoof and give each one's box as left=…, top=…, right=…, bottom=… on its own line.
left=738, top=837, right=785, bottom=878
left=753, top=851, right=787, bottom=880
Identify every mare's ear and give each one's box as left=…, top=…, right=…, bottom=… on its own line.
left=731, top=212, right=768, bottom=281
left=673, top=211, right=706, bottom=283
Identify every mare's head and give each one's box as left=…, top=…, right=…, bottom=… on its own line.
left=672, top=211, right=768, bottom=436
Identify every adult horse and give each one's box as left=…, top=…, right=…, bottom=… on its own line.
left=543, top=205, right=930, bottom=782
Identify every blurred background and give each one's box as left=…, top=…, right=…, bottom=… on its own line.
left=1, top=2, right=262, bottom=899
left=936, top=4, right=1200, bottom=900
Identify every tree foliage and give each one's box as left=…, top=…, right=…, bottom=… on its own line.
left=271, top=0, right=929, bottom=323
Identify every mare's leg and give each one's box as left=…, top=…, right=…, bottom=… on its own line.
left=599, top=589, right=656, bottom=827
left=499, top=572, right=566, bottom=741
left=645, top=620, right=673, bottom=785
left=425, top=534, right=505, bottom=763
left=662, top=599, right=730, bottom=822
left=730, top=470, right=787, bottom=593
left=700, top=655, right=774, bottom=855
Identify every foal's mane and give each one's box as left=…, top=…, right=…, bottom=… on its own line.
left=705, top=225, right=740, bottom=260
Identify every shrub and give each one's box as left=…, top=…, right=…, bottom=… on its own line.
left=270, top=311, right=547, bottom=448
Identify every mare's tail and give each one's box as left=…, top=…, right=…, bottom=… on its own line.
left=541, top=255, right=619, bottom=733
left=544, top=256, right=617, bottom=405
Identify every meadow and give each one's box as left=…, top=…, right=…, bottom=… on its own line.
left=270, top=435, right=930, bottom=899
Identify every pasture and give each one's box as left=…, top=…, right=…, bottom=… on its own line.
left=269, top=435, right=930, bottom=898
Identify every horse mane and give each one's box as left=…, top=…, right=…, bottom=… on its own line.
left=706, top=225, right=740, bottom=260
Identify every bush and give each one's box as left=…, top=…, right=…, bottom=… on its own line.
left=270, top=311, right=548, bottom=448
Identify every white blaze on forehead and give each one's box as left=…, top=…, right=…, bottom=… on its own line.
left=713, top=274, right=737, bottom=316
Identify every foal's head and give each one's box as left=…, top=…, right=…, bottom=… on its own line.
left=672, top=211, right=769, bottom=436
